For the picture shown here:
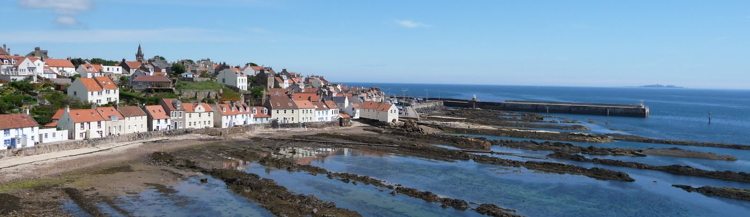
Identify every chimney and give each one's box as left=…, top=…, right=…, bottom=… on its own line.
left=35, top=47, right=40, bottom=51
left=23, top=108, right=29, bottom=115
left=114, top=100, right=119, bottom=109
left=65, top=105, right=70, bottom=113
left=2, top=44, right=5, bottom=52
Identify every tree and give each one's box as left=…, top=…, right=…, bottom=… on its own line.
left=199, top=71, right=211, bottom=78
left=70, top=74, right=82, bottom=82
left=69, top=58, right=86, bottom=69
left=249, top=86, right=265, bottom=99
left=9, top=80, right=36, bottom=94
left=90, top=58, right=119, bottom=66
left=155, top=55, right=166, bottom=61
left=246, top=75, right=257, bottom=85
left=171, top=63, right=186, bottom=75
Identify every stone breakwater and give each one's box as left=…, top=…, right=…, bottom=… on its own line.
left=549, top=152, right=750, bottom=183
left=491, top=140, right=737, bottom=160
left=607, top=134, right=750, bottom=150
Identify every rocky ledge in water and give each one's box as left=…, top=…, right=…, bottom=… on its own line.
left=150, top=152, right=362, bottom=217
left=432, top=125, right=613, bottom=143
left=426, top=108, right=590, bottom=131
left=548, top=152, right=750, bottom=183
left=303, top=133, right=634, bottom=182
left=227, top=149, right=523, bottom=217
left=672, top=185, right=750, bottom=201
left=607, top=134, right=750, bottom=150
left=491, top=140, right=737, bottom=161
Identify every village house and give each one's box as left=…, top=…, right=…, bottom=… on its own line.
left=118, top=106, right=148, bottom=134
left=67, top=77, right=119, bottom=105
left=76, top=63, right=104, bottom=78
left=9, top=57, right=43, bottom=82
left=212, top=102, right=254, bottom=128
left=216, top=68, right=248, bottom=91
left=130, top=75, right=172, bottom=91
left=183, top=102, right=214, bottom=129
left=95, top=106, right=125, bottom=136
left=360, top=102, right=399, bottom=123
left=251, top=106, right=271, bottom=124
left=144, top=105, right=171, bottom=131
left=265, top=95, right=299, bottom=124
left=159, top=99, right=185, bottom=130
left=38, top=128, right=68, bottom=144
left=0, top=113, right=39, bottom=150
left=57, top=107, right=107, bottom=140
left=120, top=60, right=142, bottom=75
left=323, top=100, right=340, bottom=121
left=312, top=102, right=330, bottom=122
left=294, top=100, right=316, bottom=123
left=45, top=59, right=76, bottom=76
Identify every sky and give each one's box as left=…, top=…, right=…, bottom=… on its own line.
left=1, top=0, right=749, bottom=89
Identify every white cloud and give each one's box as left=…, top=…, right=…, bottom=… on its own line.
left=396, top=20, right=431, bottom=28
left=18, top=0, right=93, bottom=26
left=0, top=28, right=241, bottom=43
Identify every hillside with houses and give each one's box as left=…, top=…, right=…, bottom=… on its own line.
left=0, top=44, right=400, bottom=150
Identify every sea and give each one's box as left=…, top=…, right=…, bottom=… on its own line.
left=64, top=84, right=750, bottom=217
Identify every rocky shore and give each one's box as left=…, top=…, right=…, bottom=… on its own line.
left=432, top=125, right=613, bottom=143
left=608, top=134, right=750, bottom=150
left=672, top=185, right=750, bottom=201
left=491, top=140, right=737, bottom=160
left=549, top=152, right=750, bottom=183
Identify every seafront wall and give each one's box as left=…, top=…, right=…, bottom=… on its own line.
left=1, top=121, right=341, bottom=158
left=434, top=98, right=649, bottom=118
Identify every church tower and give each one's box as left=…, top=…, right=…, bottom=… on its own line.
left=136, top=44, right=145, bottom=63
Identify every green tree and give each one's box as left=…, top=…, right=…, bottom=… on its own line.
left=171, top=63, right=186, bottom=75
left=249, top=86, right=265, bottom=99
left=199, top=71, right=211, bottom=78
left=70, top=74, right=81, bottom=82
left=9, top=80, right=36, bottom=94
left=246, top=62, right=258, bottom=67
left=69, top=58, right=86, bottom=69
left=246, top=75, right=257, bottom=85
left=90, top=58, right=119, bottom=66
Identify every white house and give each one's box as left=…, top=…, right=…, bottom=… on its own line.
left=101, top=65, right=123, bottom=74
left=144, top=105, right=171, bottom=131
left=294, top=100, right=316, bottom=123
left=13, top=57, right=43, bottom=82
left=312, top=102, right=330, bottom=122
left=212, top=103, right=253, bottom=128
left=68, top=77, right=119, bottom=105
left=184, top=102, right=213, bottom=129
left=0, top=113, right=40, bottom=150
left=216, top=69, right=248, bottom=91
left=45, top=59, right=76, bottom=76
left=38, top=128, right=68, bottom=144
left=323, top=100, right=340, bottom=121
left=118, top=106, right=148, bottom=134
left=95, top=106, right=125, bottom=136
left=57, top=107, right=107, bottom=140
left=75, top=64, right=105, bottom=78
left=360, top=102, right=398, bottom=123
left=251, top=106, right=271, bottom=124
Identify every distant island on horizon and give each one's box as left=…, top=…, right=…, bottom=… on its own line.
left=639, top=84, right=684, bottom=88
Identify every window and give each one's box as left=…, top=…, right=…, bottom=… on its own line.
left=97, top=121, right=102, bottom=128
left=198, top=113, right=201, bottom=118
left=3, top=130, right=8, bottom=136
left=189, top=114, right=191, bottom=118
left=284, top=110, right=287, bottom=114
left=4, top=139, right=9, bottom=146
left=189, top=122, right=192, bottom=126
left=74, top=91, right=77, bottom=96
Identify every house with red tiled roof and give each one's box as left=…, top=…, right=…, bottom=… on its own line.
left=264, top=95, right=299, bottom=123
left=130, top=75, right=172, bottom=91
left=120, top=59, right=143, bottom=75
left=68, top=77, right=119, bottom=105
left=95, top=106, right=125, bottom=136
left=57, top=107, right=107, bottom=140
left=294, top=100, right=316, bottom=123
left=183, top=102, right=213, bottom=129
left=251, top=106, right=271, bottom=124
left=76, top=63, right=104, bottom=78
left=2, top=57, right=44, bottom=83
left=292, top=92, right=320, bottom=102
left=144, top=105, right=171, bottom=131
left=360, top=102, right=398, bottom=123
left=211, top=102, right=253, bottom=128
left=0, top=113, right=40, bottom=149
left=118, top=106, right=148, bottom=134
left=217, top=68, right=248, bottom=91
left=45, top=59, right=76, bottom=76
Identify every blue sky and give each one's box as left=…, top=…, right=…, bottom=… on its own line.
left=2, top=0, right=749, bottom=89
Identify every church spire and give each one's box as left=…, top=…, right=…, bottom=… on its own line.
left=136, top=44, right=144, bottom=63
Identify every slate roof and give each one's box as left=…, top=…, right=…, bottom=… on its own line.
left=268, top=96, right=298, bottom=109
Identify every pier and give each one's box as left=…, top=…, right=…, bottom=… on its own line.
left=430, top=98, right=649, bottom=118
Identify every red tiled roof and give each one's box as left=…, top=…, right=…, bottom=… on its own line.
left=377, top=103, right=394, bottom=112
left=52, top=109, right=65, bottom=120
left=294, top=100, right=315, bottom=109
left=67, top=109, right=106, bottom=123
left=361, top=101, right=380, bottom=110
left=311, top=102, right=328, bottom=110
left=46, top=59, right=75, bottom=68
left=292, top=93, right=319, bottom=102
left=323, top=100, right=338, bottom=109
left=44, top=121, right=58, bottom=128
left=96, top=107, right=124, bottom=121
left=125, top=61, right=142, bottom=68
left=251, top=106, right=270, bottom=118
left=94, top=76, right=117, bottom=90
left=78, top=78, right=103, bottom=91
left=339, top=113, right=350, bottom=118
left=145, top=105, right=169, bottom=119
left=0, top=114, right=39, bottom=130
left=268, top=96, right=298, bottom=109
left=183, top=103, right=213, bottom=113
left=118, top=106, right=146, bottom=117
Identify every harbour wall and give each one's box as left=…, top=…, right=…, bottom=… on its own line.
left=432, top=98, right=649, bottom=118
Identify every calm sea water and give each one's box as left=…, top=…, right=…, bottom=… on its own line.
left=347, top=83, right=750, bottom=145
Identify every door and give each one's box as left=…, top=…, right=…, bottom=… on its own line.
left=9, top=139, right=16, bottom=149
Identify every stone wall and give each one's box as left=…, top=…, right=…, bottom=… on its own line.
left=412, top=101, right=445, bottom=113
left=178, top=90, right=220, bottom=101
